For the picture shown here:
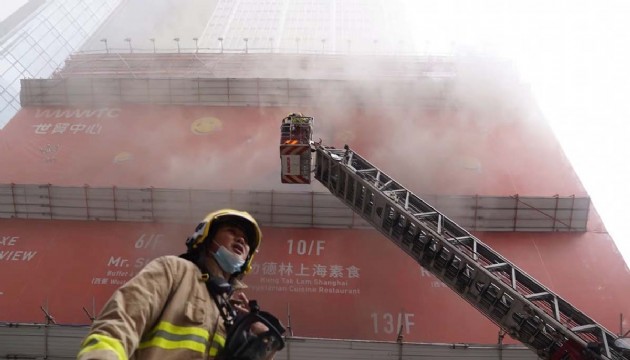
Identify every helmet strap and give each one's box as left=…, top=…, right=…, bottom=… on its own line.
left=205, top=276, right=238, bottom=328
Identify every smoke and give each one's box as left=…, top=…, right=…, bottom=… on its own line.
left=42, top=52, right=550, bottom=199
left=37, top=0, right=579, bottom=200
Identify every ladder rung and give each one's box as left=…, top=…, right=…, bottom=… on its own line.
left=379, top=180, right=393, bottom=189
left=413, top=212, right=437, bottom=217
left=389, top=189, right=407, bottom=193
left=571, top=324, right=599, bottom=333
left=447, top=236, right=473, bottom=242
left=525, top=292, right=551, bottom=300
left=485, top=262, right=509, bottom=271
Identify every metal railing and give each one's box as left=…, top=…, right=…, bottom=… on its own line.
left=0, top=322, right=537, bottom=360
left=0, top=183, right=589, bottom=232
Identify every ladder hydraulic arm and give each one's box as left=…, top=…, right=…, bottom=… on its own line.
left=313, top=144, right=629, bottom=360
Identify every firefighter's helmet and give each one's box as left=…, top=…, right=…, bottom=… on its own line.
left=186, top=209, right=262, bottom=274
left=282, top=112, right=303, bottom=124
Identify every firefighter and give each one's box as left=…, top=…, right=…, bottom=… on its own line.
left=77, top=209, right=284, bottom=360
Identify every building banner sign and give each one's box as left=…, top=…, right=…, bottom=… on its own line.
left=1, top=219, right=629, bottom=344
left=0, top=105, right=587, bottom=196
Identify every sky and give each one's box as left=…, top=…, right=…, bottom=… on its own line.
left=1, top=0, right=629, bottom=265
left=401, top=0, right=630, bottom=265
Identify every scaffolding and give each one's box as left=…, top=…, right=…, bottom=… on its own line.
left=0, top=184, right=589, bottom=231
left=20, top=76, right=453, bottom=108
left=51, top=53, right=458, bottom=80
left=19, top=52, right=464, bottom=108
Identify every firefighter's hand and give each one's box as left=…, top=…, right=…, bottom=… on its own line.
left=230, top=291, right=270, bottom=335
left=229, top=291, right=250, bottom=314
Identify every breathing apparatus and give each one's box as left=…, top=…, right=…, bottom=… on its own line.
left=207, top=277, right=286, bottom=360
left=183, top=209, right=286, bottom=360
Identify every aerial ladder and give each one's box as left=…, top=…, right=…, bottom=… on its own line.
left=278, top=113, right=630, bottom=360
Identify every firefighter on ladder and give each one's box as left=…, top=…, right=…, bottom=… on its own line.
left=77, top=209, right=285, bottom=360
left=281, top=112, right=304, bottom=145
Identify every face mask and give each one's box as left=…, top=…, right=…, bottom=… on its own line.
left=213, top=245, right=246, bottom=274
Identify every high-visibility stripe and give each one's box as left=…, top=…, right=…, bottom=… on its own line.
left=78, top=333, right=127, bottom=360
left=80, top=322, right=226, bottom=357
left=138, top=321, right=226, bottom=355
left=139, top=336, right=206, bottom=353
left=209, top=346, right=219, bottom=356
left=213, top=333, right=226, bottom=347
left=139, top=321, right=209, bottom=353
left=208, top=333, right=226, bottom=356
left=146, top=321, right=210, bottom=340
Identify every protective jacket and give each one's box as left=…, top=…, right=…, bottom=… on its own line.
left=78, top=255, right=244, bottom=360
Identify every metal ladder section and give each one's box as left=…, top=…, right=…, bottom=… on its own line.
left=313, top=145, right=627, bottom=360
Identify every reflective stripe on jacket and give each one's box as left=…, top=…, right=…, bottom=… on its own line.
left=77, top=255, right=237, bottom=360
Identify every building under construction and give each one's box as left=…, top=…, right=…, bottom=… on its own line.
left=1, top=1, right=629, bottom=359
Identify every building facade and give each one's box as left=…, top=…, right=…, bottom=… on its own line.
left=1, top=0, right=629, bottom=358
